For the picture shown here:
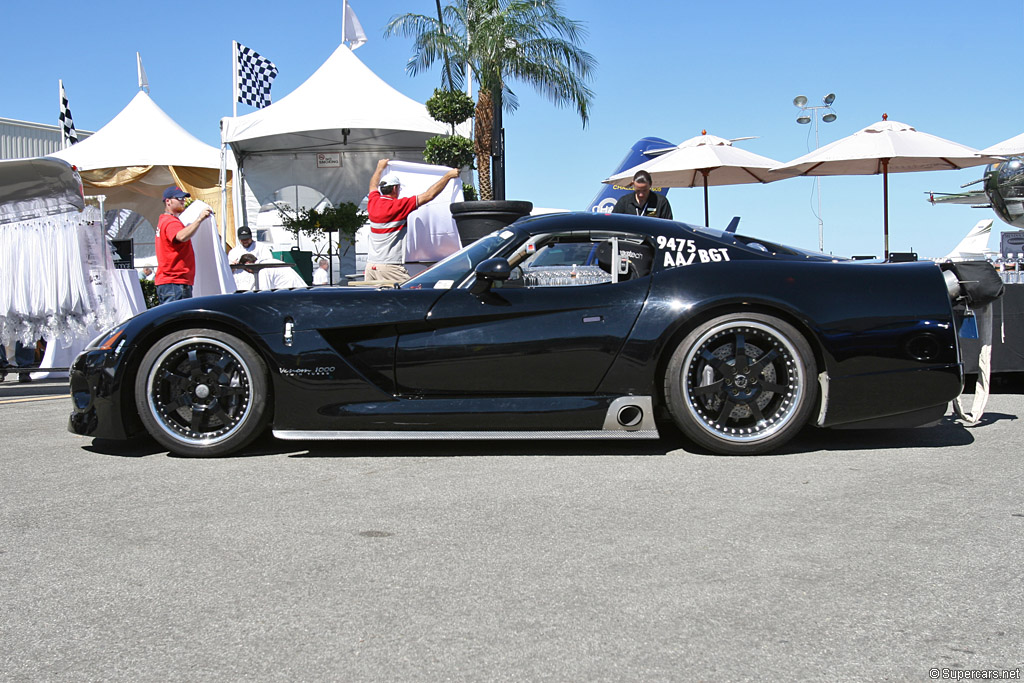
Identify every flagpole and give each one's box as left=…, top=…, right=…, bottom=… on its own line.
left=342, top=0, right=348, bottom=44
left=232, top=40, right=237, bottom=117
left=228, top=40, right=237, bottom=246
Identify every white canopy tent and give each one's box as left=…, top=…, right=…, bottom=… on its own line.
left=49, top=91, right=234, bottom=233
left=221, top=43, right=447, bottom=219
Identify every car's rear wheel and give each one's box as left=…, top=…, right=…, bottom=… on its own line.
left=664, top=313, right=817, bottom=455
left=134, top=329, right=268, bottom=457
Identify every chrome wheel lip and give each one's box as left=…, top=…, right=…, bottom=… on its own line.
left=682, top=320, right=804, bottom=445
left=145, top=336, right=254, bottom=447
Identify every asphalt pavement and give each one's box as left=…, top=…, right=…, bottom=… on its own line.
left=1, top=378, right=1022, bottom=681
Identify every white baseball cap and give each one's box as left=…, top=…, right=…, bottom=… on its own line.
left=379, top=173, right=400, bottom=188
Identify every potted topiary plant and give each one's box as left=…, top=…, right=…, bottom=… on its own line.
left=424, top=88, right=475, bottom=170
left=422, top=88, right=531, bottom=246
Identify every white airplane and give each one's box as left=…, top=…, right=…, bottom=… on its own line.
left=943, top=219, right=997, bottom=261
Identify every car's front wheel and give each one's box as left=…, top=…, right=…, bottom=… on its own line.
left=134, top=329, right=269, bottom=457
left=664, top=313, right=817, bottom=455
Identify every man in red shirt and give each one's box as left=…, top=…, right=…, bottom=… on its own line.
left=155, top=186, right=212, bottom=303
left=365, top=159, right=460, bottom=282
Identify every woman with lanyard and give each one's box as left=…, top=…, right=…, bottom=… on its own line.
left=611, top=170, right=673, bottom=219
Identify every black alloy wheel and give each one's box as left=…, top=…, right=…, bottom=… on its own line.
left=664, top=313, right=817, bottom=455
left=134, top=329, right=269, bottom=457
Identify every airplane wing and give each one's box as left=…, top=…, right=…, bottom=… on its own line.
left=925, top=190, right=989, bottom=207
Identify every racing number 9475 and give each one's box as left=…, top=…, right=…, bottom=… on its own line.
left=656, top=236, right=730, bottom=268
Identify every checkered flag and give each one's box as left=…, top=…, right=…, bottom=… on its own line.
left=59, top=79, right=78, bottom=147
left=235, top=42, right=278, bottom=109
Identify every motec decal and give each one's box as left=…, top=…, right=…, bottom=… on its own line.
left=656, top=236, right=730, bottom=268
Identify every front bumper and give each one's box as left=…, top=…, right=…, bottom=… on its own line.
left=67, top=347, right=142, bottom=440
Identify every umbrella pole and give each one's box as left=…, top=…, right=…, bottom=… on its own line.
left=882, top=159, right=890, bottom=260
left=701, top=169, right=710, bottom=227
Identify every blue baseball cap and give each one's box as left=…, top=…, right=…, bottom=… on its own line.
left=163, top=186, right=191, bottom=200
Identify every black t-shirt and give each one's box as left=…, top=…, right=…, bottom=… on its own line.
left=611, top=191, right=673, bottom=219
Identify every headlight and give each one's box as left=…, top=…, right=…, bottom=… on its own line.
left=86, top=323, right=128, bottom=352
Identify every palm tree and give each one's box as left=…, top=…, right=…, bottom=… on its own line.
left=385, top=0, right=596, bottom=200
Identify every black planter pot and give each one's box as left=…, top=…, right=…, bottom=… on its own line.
left=450, top=200, right=534, bottom=247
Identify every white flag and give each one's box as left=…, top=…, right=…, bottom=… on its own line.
left=137, top=52, right=150, bottom=93
left=343, top=1, right=367, bottom=50
left=58, top=80, right=78, bottom=148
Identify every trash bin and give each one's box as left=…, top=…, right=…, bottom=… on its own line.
left=272, top=247, right=313, bottom=285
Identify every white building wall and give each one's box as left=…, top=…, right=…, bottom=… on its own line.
left=0, top=117, right=92, bottom=160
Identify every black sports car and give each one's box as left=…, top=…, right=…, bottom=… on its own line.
left=69, top=211, right=966, bottom=457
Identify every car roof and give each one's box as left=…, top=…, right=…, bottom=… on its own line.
left=509, top=211, right=835, bottom=262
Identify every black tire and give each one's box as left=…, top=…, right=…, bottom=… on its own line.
left=664, top=313, right=817, bottom=455
left=134, top=328, right=269, bottom=457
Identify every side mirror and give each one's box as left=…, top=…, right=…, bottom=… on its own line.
left=471, top=257, right=512, bottom=294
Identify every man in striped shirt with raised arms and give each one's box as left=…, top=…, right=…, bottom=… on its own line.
left=364, top=159, right=460, bottom=283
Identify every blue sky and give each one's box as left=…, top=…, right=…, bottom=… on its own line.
left=5, top=0, right=1022, bottom=258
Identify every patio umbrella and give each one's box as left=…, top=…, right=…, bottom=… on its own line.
left=982, top=132, right=1024, bottom=156
left=772, top=115, right=997, bottom=258
left=603, top=132, right=783, bottom=227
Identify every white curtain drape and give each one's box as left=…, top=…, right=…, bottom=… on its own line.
left=0, top=206, right=120, bottom=346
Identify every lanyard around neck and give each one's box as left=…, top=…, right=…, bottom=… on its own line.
left=635, top=194, right=650, bottom=215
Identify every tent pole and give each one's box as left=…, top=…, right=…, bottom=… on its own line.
left=238, top=156, right=249, bottom=229
left=219, top=122, right=229, bottom=249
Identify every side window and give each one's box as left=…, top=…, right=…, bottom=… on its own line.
left=511, top=233, right=653, bottom=287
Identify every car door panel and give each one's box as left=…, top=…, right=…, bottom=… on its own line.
left=395, top=278, right=650, bottom=395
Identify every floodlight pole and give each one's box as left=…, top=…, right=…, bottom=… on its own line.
left=795, top=94, right=837, bottom=252
left=813, top=114, right=823, bottom=253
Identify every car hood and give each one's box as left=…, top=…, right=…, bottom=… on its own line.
left=123, top=286, right=446, bottom=338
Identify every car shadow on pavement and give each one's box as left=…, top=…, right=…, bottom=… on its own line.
left=773, top=412, right=1017, bottom=455
left=78, top=412, right=1017, bottom=460
left=81, top=433, right=684, bottom=460
left=83, top=436, right=169, bottom=458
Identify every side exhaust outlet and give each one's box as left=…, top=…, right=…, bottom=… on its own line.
left=602, top=397, right=658, bottom=433
left=617, top=405, right=644, bottom=428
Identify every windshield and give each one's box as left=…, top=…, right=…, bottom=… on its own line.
left=402, top=231, right=517, bottom=290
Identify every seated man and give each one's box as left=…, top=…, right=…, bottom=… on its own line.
left=228, top=226, right=272, bottom=264
left=238, top=253, right=308, bottom=291
left=233, top=254, right=256, bottom=291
